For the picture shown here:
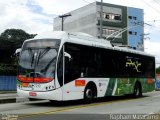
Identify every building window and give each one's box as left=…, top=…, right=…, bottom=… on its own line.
left=114, top=15, right=121, bottom=20
left=128, top=16, right=132, bottom=19
left=133, top=17, right=137, bottom=20
left=129, top=31, right=137, bottom=35
left=128, top=16, right=137, bottom=20
left=134, top=32, right=137, bottom=35
left=102, top=28, right=122, bottom=38
left=129, top=31, right=132, bottom=34
left=102, top=12, right=121, bottom=21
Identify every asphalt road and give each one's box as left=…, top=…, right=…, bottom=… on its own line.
left=1, top=91, right=160, bottom=120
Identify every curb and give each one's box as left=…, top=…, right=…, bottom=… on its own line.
left=0, top=98, right=16, bottom=104
left=0, top=96, right=29, bottom=104
left=0, top=97, right=42, bottom=104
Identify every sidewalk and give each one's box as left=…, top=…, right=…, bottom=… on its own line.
left=0, top=91, right=29, bottom=104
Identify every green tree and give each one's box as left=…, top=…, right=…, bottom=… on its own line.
left=0, top=28, right=36, bottom=49
left=0, top=29, right=37, bottom=63
left=156, top=67, right=160, bottom=74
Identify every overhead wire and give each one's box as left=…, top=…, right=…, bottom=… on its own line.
left=81, top=0, right=101, bottom=8
left=152, top=0, right=160, bottom=6
left=140, top=0, right=160, bottom=33
left=141, top=0, right=160, bottom=13
left=81, top=0, right=92, bottom=4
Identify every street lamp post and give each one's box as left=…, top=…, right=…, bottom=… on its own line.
left=100, top=0, right=103, bottom=38
left=59, top=14, right=71, bottom=31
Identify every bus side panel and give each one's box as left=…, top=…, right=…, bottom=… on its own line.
left=104, top=78, right=155, bottom=96
left=62, top=78, right=110, bottom=101
left=141, top=78, right=155, bottom=93
left=104, top=78, right=134, bottom=96
left=62, top=77, right=155, bottom=100
left=62, top=80, right=84, bottom=101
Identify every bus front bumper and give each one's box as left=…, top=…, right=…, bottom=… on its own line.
left=17, top=88, right=63, bottom=101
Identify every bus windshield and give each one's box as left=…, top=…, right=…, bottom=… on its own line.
left=18, top=39, right=61, bottom=83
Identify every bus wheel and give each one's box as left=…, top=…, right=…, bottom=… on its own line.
left=133, top=82, right=142, bottom=98
left=84, top=83, right=97, bottom=103
left=84, top=87, right=93, bottom=103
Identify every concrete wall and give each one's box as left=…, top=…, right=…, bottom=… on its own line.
left=54, top=2, right=97, bottom=36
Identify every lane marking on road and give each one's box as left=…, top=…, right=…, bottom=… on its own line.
left=18, top=97, right=146, bottom=119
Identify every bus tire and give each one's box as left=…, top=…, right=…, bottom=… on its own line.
left=84, top=83, right=97, bottom=103
left=133, top=82, right=142, bottom=98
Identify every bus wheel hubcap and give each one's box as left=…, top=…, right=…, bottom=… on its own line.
left=136, top=88, right=139, bottom=95
left=86, top=89, right=92, bottom=98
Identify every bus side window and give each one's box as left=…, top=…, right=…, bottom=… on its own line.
left=64, top=44, right=81, bottom=84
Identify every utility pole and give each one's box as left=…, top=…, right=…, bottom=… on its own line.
left=100, top=0, right=103, bottom=38
left=59, top=14, right=71, bottom=31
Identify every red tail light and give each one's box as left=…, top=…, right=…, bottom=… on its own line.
left=18, top=75, right=53, bottom=83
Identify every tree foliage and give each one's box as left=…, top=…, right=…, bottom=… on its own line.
left=0, top=29, right=37, bottom=64
left=156, top=67, right=160, bottom=74
left=0, top=29, right=36, bottom=49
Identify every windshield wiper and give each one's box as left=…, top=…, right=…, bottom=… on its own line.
left=36, top=47, right=51, bottom=66
left=28, top=48, right=35, bottom=67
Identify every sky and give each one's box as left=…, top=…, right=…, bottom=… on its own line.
left=0, top=0, right=160, bottom=66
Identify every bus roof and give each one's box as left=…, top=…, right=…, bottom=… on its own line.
left=32, top=31, right=154, bottom=57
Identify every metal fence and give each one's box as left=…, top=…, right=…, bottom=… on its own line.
left=0, top=76, right=16, bottom=90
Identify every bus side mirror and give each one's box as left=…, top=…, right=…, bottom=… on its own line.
left=15, top=48, right=22, bottom=60
left=15, top=48, right=21, bottom=55
left=64, top=52, right=72, bottom=61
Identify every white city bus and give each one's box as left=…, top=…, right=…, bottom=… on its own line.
left=17, top=31, right=155, bottom=102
